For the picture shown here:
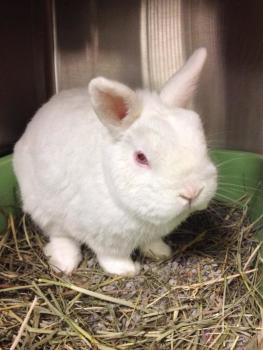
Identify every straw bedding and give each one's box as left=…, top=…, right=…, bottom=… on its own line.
left=0, top=200, right=262, bottom=349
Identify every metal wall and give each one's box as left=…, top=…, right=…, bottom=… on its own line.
left=0, top=0, right=53, bottom=156
left=1, top=0, right=263, bottom=154
left=54, top=0, right=263, bottom=153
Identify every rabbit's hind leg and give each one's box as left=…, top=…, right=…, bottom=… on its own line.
left=97, top=254, right=140, bottom=276
left=140, top=239, right=172, bottom=259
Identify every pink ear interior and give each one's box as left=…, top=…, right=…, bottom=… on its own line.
left=102, top=91, right=128, bottom=120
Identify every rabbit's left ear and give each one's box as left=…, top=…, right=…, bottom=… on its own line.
left=89, top=77, right=141, bottom=137
left=160, top=48, right=207, bottom=108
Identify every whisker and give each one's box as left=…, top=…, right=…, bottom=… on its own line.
left=207, top=129, right=240, bottom=137
left=206, top=130, right=242, bottom=146
left=215, top=192, right=247, bottom=205
left=217, top=175, right=263, bottom=188
left=215, top=156, right=250, bottom=168
left=217, top=174, right=262, bottom=180
left=205, top=205, right=223, bottom=217
left=218, top=182, right=263, bottom=194
left=217, top=187, right=252, bottom=198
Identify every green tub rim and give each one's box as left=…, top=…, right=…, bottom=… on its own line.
left=0, top=150, right=262, bottom=241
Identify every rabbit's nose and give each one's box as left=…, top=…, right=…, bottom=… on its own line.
left=179, top=186, right=203, bottom=205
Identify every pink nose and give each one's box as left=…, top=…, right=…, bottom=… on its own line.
left=179, top=186, right=203, bottom=204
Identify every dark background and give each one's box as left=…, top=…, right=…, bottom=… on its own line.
left=1, top=0, right=263, bottom=156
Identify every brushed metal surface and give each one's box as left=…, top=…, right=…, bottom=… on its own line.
left=54, top=0, right=263, bottom=153
left=54, top=0, right=142, bottom=91
left=1, top=0, right=261, bottom=154
left=0, top=0, right=54, bottom=156
left=181, top=0, right=263, bottom=153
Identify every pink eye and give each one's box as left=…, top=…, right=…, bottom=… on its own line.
left=134, top=151, right=149, bottom=167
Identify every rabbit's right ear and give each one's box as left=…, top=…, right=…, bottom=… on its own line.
left=89, top=77, right=141, bottom=137
left=160, top=48, right=207, bottom=108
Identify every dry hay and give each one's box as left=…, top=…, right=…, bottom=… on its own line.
left=0, top=199, right=262, bottom=350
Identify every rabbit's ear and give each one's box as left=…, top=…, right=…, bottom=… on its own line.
left=89, top=77, right=141, bottom=137
left=160, top=48, right=207, bottom=108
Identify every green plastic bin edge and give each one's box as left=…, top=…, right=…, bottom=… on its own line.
left=0, top=151, right=262, bottom=242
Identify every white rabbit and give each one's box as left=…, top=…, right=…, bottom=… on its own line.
left=13, top=48, right=217, bottom=276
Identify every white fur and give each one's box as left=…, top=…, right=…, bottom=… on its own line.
left=160, top=47, right=207, bottom=108
left=98, top=256, right=140, bottom=276
left=140, top=239, right=172, bottom=259
left=44, top=237, right=82, bottom=274
left=13, top=48, right=217, bottom=276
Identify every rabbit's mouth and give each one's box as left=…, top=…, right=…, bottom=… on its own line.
left=146, top=191, right=215, bottom=226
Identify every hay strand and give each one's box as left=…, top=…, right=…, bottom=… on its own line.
left=9, top=296, right=37, bottom=350
left=0, top=200, right=262, bottom=349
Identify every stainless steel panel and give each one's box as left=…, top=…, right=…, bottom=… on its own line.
left=0, top=0, right=54, bottom=155
left=54, top=0, right=142, bottom=90
left=182, top=0, right=263, bottom=153
left=54, top=0, right=263, bottom=153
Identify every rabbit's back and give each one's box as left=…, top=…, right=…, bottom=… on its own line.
left=13, top=88, right=106, bottom=228
left=15, top=88, right=101, bottom=175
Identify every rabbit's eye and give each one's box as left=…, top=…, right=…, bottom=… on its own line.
left=134, top=151, right=149, bottom=167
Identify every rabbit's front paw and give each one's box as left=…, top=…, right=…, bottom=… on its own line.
left=44, top=237, right=82, bottom=275
left=141, top=239, right=172, bottom=259
left=98, top=255, right=140, bottom=276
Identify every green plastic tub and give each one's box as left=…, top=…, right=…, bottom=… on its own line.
left=0, top=151, right=262, bottom=243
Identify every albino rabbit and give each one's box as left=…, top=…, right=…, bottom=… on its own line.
left=13, top=48, right=217, bottom=276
